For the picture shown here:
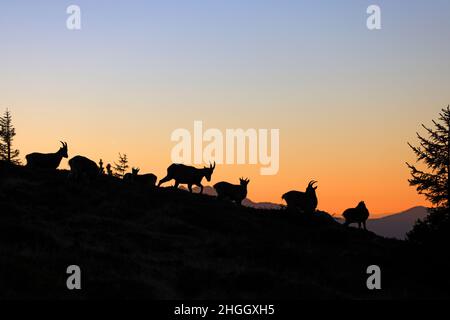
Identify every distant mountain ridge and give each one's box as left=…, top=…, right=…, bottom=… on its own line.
left=367, top=206, right=428, bottom=239
left=242, top=198, right=283, bottom=210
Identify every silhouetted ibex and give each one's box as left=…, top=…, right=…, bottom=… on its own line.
left=214, top=178, right=250, bottom=205
left=158, top=162, right=216, bottom=194
left=282, top=180, right=318, bottom=213
left=123, top=167, right=137, bottom=182
left=342, top=201, right=370, bottom=230
left=25, top=141, right=68, bottom=169
left=69, top=155, right=100, bottom=180
left=124, top=167, right=157, bottom=186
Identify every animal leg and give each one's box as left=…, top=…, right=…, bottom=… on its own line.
left=158, top=175, right=171, bottom=187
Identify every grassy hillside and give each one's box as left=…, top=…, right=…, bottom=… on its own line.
left=0, top=163, right=448, bottom=299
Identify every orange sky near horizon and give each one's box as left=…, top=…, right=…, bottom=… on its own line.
left=9, top=98, right=431, bottom=217
left=2, top=0, right=448, bottom=217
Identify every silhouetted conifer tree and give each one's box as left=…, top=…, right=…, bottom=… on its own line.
left=407, top=106, right=450, bottom=243
left=113, top=153, right=129, bottom=178
left=0, top=109, right=21, bottom=164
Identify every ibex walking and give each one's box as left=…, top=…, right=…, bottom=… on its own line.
left=124, top=167, right=157, bottom=186
left=214, top=178, right=250, bottom=205
left=158, top=162, right=216, bottom=194
left=25, top=141, right=68, bottom=169
left=282, top=180, right=318, bottom=214
left=342, top=201, right=370, bottom=230
left=68, top=155, right=100, bottom=180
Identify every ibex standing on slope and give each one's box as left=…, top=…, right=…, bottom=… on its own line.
left=342, top=201, right=370, bottom=230
left=123, top=167, right=138, bottom=182
left=26, top=141, right=68, bottom=169
left=68, top=155, right=100, bottom=181
left=158, top=162, right=216, bottom=194
left=214, top=178, right=250, bottom=205
left=124, top=167, right=157, bottom=186
left=282, top=180, right=318, bottom=214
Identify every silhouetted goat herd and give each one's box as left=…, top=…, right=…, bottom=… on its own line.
left=21, top=141, right=370, bottom=229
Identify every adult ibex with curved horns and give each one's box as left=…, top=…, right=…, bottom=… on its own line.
left=25, top=141, right=68, bottom=169
left=282, top=180, right=318, bottom=214
left=158, top=162, right=216, bottom=194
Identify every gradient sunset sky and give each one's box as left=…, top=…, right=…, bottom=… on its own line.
left=1, top=0, right=449, bottom=215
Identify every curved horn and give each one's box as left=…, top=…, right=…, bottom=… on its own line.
left=308, top=180, right=317, bottom=187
